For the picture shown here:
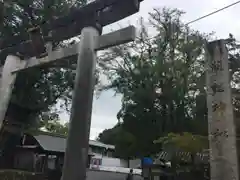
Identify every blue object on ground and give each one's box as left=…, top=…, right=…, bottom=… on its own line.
left=142, top=157, right=153, bottom=165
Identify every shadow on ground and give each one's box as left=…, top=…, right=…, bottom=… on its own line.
left=87, top=170, right=143, bottom=180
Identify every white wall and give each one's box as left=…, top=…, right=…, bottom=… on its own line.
left=91, top=155, right=128, bottom=168
left=102, top=157, right=128, bottom=168
left=129, top=159, right=141, bottom=169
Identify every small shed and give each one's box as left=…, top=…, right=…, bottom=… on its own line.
left=14, top=132, right=94, bottom=173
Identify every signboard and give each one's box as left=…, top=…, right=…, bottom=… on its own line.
left=90, top=158, right=102, bottom=170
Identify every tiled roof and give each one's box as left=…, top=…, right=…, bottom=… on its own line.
left=89, top=140, right=115, bottom=150
left=30, top=131, right=115, bottom=153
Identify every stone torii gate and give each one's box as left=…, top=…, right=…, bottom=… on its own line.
left=0, top=0, right=143, bottom=180
left=0, top=21, right=136, bottom=180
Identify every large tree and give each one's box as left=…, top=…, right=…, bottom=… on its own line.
left=97, top=124, right=137, bottom=159
left=98, top=8, right=208, bottom=158
left=98, top=8, right=240, bottom=160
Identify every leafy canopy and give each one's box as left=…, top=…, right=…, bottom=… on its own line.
left=98, top=7, right=240, bottom=159
left=1, top=0, right=87, bottom=125
left=98, top=8, right=209, bottom=158
left=154, top=132, right=208, bottom=154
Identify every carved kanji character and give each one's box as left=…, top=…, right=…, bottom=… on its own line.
left=210, top=60, right=223, bottom=72
left=211, top=82, right=224, bottom=95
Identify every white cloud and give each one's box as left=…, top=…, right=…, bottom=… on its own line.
left=60, top=90, right=121, bottom=140
left=90, top=113, right=119, bottom=139
left=60, top=0, right=240, bottom=139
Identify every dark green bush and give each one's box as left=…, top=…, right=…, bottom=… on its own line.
left=0, top=170, right=45, bottom=180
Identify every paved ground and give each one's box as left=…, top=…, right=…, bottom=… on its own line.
left=87, top=170, right=143, bottom=180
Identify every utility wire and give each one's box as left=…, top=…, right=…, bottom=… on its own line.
left=186, top=0, right=240, bottom=25
left=143, top=1, right=240, bottom=41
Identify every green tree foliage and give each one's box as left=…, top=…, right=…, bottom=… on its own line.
left=154, top=132, right=208, bottom=155
left=155, top=132, right=209, bottom=180
left=98, top=8, right=240, bottom=159
left=43, top=120, right=69, bottom=135
left=98, top=8, right=208, bottom=158
left=27, top=110, right=69, bottom=135
left=97, top=124, right=122, bottom=145
left=1, top=0, right=87, bottom=125
left=98, top=124, right=137, bottom=159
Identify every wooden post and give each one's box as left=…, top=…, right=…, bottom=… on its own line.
left=61, top=27, right=99, bottom=180
left=0, top=55, right=21, bottom=129
left=206, top=40, right=239, bottom=180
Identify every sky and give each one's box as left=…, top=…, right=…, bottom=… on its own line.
left=60, top=0, right=240, bottom=140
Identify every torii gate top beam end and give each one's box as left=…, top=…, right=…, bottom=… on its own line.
left=0, top=0, right=144, bottom=61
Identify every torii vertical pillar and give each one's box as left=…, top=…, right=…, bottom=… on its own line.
left=61, top=26, right=99, bottom=180
left=0, top=55, right=21, bottom=128
left=206, top=40, right=239, bottom=180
